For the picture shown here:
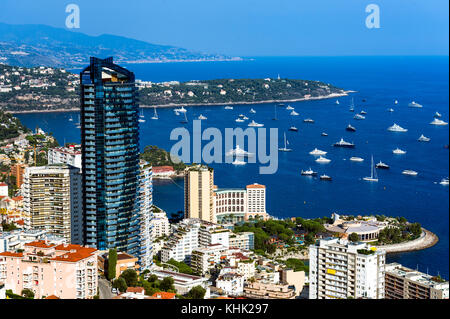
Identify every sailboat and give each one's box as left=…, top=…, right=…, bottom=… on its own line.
left=272, top=105, right=278, bottom=120
left=278, top=132, right=292, bottom=152
left=75, top=115, right=81, bottom=128
left=151, top=106, right=159, bottom=120
left=180, top=112, right=188, bottom=124
left=250, top=108, right=256, bottom=114
left=68, top=115, right=73, bottom=122
left=138, top=108, right=146, bottom=122
left=349, top=98, right=355, bottom=112
left=363, top=155, right=378, bottom=182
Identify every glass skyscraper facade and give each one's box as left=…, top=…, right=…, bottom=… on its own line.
left=80, top=57, right=141, bottom=256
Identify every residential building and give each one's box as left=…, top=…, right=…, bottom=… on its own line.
left=10, top=163, right=27, bottom=188
left=279, top=269, right=305, bottom=297
left=216, top=272, right=244, bottom=296
left=243, top=281, right=296, bottom=299
left=98, top=251, right=140, bottom=279
left=199, top=222, right=230, bottom=248
left=385, top=263, right=449, bottom=299
left=48, top=145, right=82, bottom=169
left=0, top=241, right=98, bottom=299
left=309, top=237, right=386, bottom=299
left=245, top=183, right=267, bottom=221
left=138, top=161, right=153, bottom=269
left=229, top=232, right=254, bottom=250
left=160, top=219, right=201, bottom=264
left=0, top=229, right=66, bottom=253
left=152, top=166, right=175, bottom=178
left=151, top=209, right=170, bottom=239
left=80, top=57, right=141, bottom=257
left=184, top=165, right=215, bottom=223
left=191, top=244, right=227, bottom=275
left=0, top=183, right=7, bottom=197
left=23, top=164, right=83, bottom=244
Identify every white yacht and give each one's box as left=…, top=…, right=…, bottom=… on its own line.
left=320, top=174, right=332, bottom=181
left=316, top=156, right=331, bottom=164
left=394, top=100, right=398, bottom=104
left=350, top=157, right=364, bottom=162
left=402, top=170, right=418, bottom=176
left=408, top=101, right=423, bottom=108
left=139, top=108, right=145, bottom=118
left=430, top=118, right=448, bottom=126
left=309, top=148, right=327, bottom=156
left=224, top=105, right=233, bottom=110
left=393, top=148, right=407, bottom=155
left=250, top=108, right=256, bottom=114
left=138, top=118, right=146, bottom=123
left=226, top=145, right=254, bottom=157
left=198, top=114, right=207, bottom=120
left=360, top=110, right=367, bottom=115
left=301, top=168, right=318, bottom=176
left=363, top=156, right=379, bottom=182
left=418, top=134, right=430, bottom=142
left=248, top=120, right=264, bottom=127
left=354, top=114, right=365, bottom=120
left=278, top=133, right=292, bottom=152
left=303, top=118, right=314, bottom=123
left=68, top=115, right=73, bottom=122
left=388, top=108, right=394, bottom=112
left=434, top=112, right=442, bottom=118
left=376, top=161, right=390, bottom=169
left=235, top=118, right=245, bottom=123
left=286, top=105, right=294, bottom=110
left=321, top=132, right=328, bottom=136
left=388, top=123, right=408, bottom=132
left=151, top=106, right=159, bottom=120
left=174, top=106, right=187, bottom=113
left=335, top=100, right=340, bottom=105
left=439, top=177, right=449, bottom=186
left=290, top=110, right=299, bottom=116
left=242, top=116, right=249, bottom=120
left=333, top=138, right=355, bottom=148
left=232, top=159, right=247, bottom=166
left=239, top=114, right=245, bottom=118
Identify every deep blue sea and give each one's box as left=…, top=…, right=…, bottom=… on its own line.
left=16, top=56, right=449, bottom=278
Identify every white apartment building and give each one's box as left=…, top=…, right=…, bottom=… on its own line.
left=245, top=184, right=267, bottom=220
left=139, top=161, right=153, bottom=269
left=23, top=165, right=83, bottom=244
left=199, top=223, right=230, bottom=248
left=0, top=229, right=66, bottom=253
left=47, top=145, right=82, bottom=169
left=309, top=237, right=385, bottom=299
left=149, top=269, right=209, bottom=296
left=229, top=232, right=255, bottom=250
left=216, top=272, right=244, bottom=296
left=160, top=219, right=201, bottom=264
left=191, top=244, right=227, bottom=275
left=151, top=210, right=170, bottom=239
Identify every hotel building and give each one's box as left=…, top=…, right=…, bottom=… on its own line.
left=184, top=165, right=215, bottom=223
left=22, top=164, right=83, bottom=244
left=80, top=57, right=141, bottom=256
left=214, top=183, right=268, bottom=223
left=0, top=240, right=98, bottom=299
left=309, top=237, right=385, bottom=299
left=385, top=263, right=449, bottom=299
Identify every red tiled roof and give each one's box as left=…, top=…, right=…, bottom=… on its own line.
left=126, top=287, right=145, bottom=294
left=45, top=295, right=60, bottom=299
left=246, top=183, right=265, bottom=189
left=0, top=182, right=8, bottom=186
left=152, top=292, right=176, bottom=299
left=152, top=166, right=174, bottom=173
left=24, top=240, right=56, bottom=249
left=12, top=196, right=23, bottom=201
left=52, top=244, right=97, bottom=263
left=0, top=251, right=23, bottom=258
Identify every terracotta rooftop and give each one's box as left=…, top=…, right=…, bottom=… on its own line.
left=25, top=240, right=56, bottom=249
left=152, top=292, right=176, bottom=299
left=45, top=295, right=60, bottom=299
left=0, top=251, right=24, bottom=258
left=246, top=183, right=265, bottom=189
left=126, top=287, right=145, bottom=294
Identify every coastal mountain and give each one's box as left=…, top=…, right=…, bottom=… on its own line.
left=0, top=23, right=237, bottom=68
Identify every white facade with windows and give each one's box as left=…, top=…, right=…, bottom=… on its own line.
left=309, top=237, right=385, bottom=299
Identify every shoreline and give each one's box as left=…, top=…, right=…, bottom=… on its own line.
left=374, top=228, right=439, bottom=254
left=6, top=91, right=353, bottom=114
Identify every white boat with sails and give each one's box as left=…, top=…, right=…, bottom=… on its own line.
left=248, top=120, right=264, bottom=127
left=363, top=156, right=378, bottom=182
left=68, top=115, right=73, bottom=122
left=315, top=156, right=331, bottom=164
left=393, top=148, right=407, bottom=155
left=174, top=106, right=187, bottom=113
left=388, top=123, right=408, bottom=132
left=198, top=114, right=207, bottom=120
left=434, top=112, right=442, bottom=118
left=278, top=133, right=292, bottom=152
left=151, top=107, right=159, bottom=120
left=309, top=148, right=327, bottom=156
left=286, top=105, right=294, bottom=110
left=430, top=118, right=448, bottom=126
left=335, top=100, right=340, bottom=105
left=138, top=109, right=146, bottom=123
left=418, top=134, right=430, bottom=142
left=249, top=108, right=256, bottom=114
left=290, top=110, right=299, bottom=116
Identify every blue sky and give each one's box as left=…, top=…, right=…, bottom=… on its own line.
left=0, top=0, right=448, bottom=56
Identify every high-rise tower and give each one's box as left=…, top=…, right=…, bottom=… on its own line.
left=80, top=57, right=140, bottom=255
